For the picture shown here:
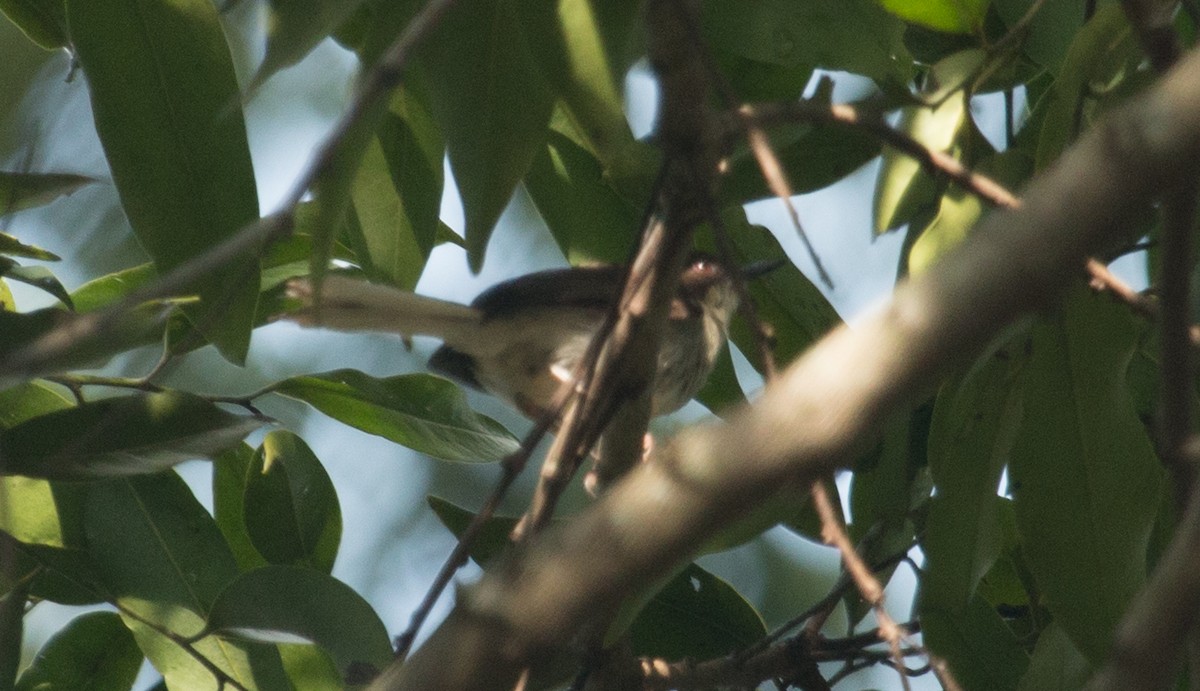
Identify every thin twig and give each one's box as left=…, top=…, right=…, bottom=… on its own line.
left=116, top=603, right=251, bottom=691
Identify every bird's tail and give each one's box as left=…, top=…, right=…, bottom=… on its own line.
left=284, top=276, right=482, bottom=344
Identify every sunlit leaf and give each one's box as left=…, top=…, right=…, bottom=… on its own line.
left=14, top=611, right=141, bottom=691
left=0, top=391, right=264, bottom=480
left=874, top=93, right=967, bottom=234
left=0, top=171, right=93, bottom=216
left=68, top=0, right=261, bottom=363
left=879, top=0, right=989, bottom=34
left=204, top=565, right=393, bottom=683
left=274, top=370, right=519, bottom=462
left=419, top=0, right=555, bottom=271
left=85, top=473, right=289, bottom=689
left=243, top=431, right=341, bottom=573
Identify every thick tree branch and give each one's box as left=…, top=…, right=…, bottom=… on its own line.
left=369, top=37, right=1200, bottom=691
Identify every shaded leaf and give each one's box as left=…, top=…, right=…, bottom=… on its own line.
left=0, top=577, right=27, bottom=690
left=419, top=0, right=555, bottom=271
left=0, top=258, right=72, bottom=308
left=721, top=123, right=881, bottom=204
left=212, top=443, right=270, bottom=572
left=274, top=370, right=519, bottom=462
left=243, top=431, right=341, bottom=573
left=920, top=592, right=1029, bottom=691
left=427, top=495, right=516, bottom=566
left=204, top=565, right=393, bottom=683
left=69, top=0, right=261, bottom=363
left=0, top=391, right=264, bottom=480
left=253, top=0, right=369, bottom=88
left=85, top=473, right=289, bottom=689
left=14, top=611, right=141, bottom=691
left=1017, top=622, right=1092, bottom=691
left=0, top=171, right=91, bottom=216
left=0, top=0, right=67, bottom=48
left=1009, top=285, right=1164, bottom=662
left=0, top=231, right=59, bottom=261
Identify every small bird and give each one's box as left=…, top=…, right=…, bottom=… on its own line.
left=285, top=254, right=778, bottom=419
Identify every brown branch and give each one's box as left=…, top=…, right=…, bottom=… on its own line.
left=367, top=29, right=1200, bottom=691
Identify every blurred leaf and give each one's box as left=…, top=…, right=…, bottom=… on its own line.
left=14, top=611, right=141, bottom=691
left=204, top=565, right=393, bottom=682
left=1009, top=285, right=1164, bottom=662
left=0, top=171, right=93, bottom=216
left=921, top=592, right=1029, bottom=691
left=0, top=0, right=67, bottom=48
left=922, top=344, right=1026, bottom=611
left=85, top=473, right=289, bottom=689
left=713, top=50, right=814, bottom=102
left=994, top=0, right=1100, bottom=74
left=0, top=391, right=264, bottom=480
left=243, top=431, right=341, bottom=573
left=345, top=83, right=443, bottom=290
left=525, top=127, right=640, bottom=265
left=702, top=0, right=914, bottom=87
left=694, top=346, right=745, bottom=416
left=427, top=495, right=516, bottom=565
left=1017, top=622, right=1092, bottom=691
left=781, top=476, right=843, bottom=544
left=879, top=0, right=989, bottom=34
left=213, top=443, right=270, bottom=572
left=70, top=264, right=156, bottom=312
left=0, top=258, right=72, bottom=308
left=253, top=0, right=369, bottom=88
left=628, top=564, right=766, bottom=661
left=0, top=231, right=59, bottom=261
left=906, top=186, right=984, bottom=276
left=721, top=123, right=881, bottom=204
left=69, top=0, right=261, bottom=363
left=0, top=577, right=27, bottom=690
left=419, top=0, right=555, bottom=272
left=274, top=370, right=519, bottom=462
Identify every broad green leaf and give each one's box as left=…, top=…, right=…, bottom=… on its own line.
left=203, top=565, right=393, bottom=683
left=525, top=127, right=640, bottom=265
left=0, top=532, right=106, bottom=605
left=279, top=644, right=342, bottom=691
left=253, top=0, right=369, bottom=88
left=1034, top=7, right=1137, bottom=170
left=0, top=0, right=67, bottom=48
left=345, top=84, right=443, bottom=290
left=702, top=0, right=914, bottom=87
left=243, top=431, right=341, bottom=573
left=0, top=171, right=93, bottom=216
left=419, top=0, right=555, bottom=271
left=0, top=391, right=264, bottom=480
left=273, top=370, right=519, bottom=462
left=427, top=495, right=516, bottom=565
left=85, top=473, right=289, bottom=690
left=14, top=611, right=141, bottom=691
left=0, top=258, right=71, bottom=307
left=874, top=92, right=968, bottom=235
left=1017, top=623, right=1092, bottom=691
left=721, top=122, right=881, bottom=205
left=1009, top=285, right=1164, bottom=662
left=628, top=564, right=766, bottom=661
left=0, top=231, right=58, bottom=261
left=69, top=264, right=156, bottom=312
left=994, top=0, right=1112, bottom=74
left=880, top=0, right=989, bottom=34
left=213, top=443, right=270, bottom=572
left=922, top=345, right=1025, bottom=611
left=920, top=592, right=1029, bottom=691
left=68, top=0, right=261, bottom=364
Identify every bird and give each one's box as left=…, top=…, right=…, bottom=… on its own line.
left=284, top=253, right=779, bottom=420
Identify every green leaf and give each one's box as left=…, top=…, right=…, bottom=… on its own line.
left=344, top=84, right=444, bottom=290
left=243, top=431, right=341, bottom=573
left=1017, top=622, right=1092, bottom=691
left=419, top=0, right=555, bottom=271
left=525, top=127, right=641, bottom=265
left=253, top=0, right=369, bottom=88
left=721, top=122, right=881, bottom=204
left=874, top=92, right=968, bottom=234
left=427, top=495, right=516, bottom=565
left=14, top=611, right=141, bottom=691
left=702, top=0, right=914, bottom=87
left=0, top=231, right=59, bottom=261
left=85, top=473, right=289, bottom=690
left=0, top=391, right=264, bottom=480
left=693, top=346, right=745, bottom=416
left=1009, top=285, right=1164, bottom=662
left=0, top=258, right=72, bottom=308
left=922, top=344, right=1026, bottom=611
left=203, top=565, right=393, bottom=683
left=274, top=370, right=519, bottom=462
left=69, top=264, right=156, bottom=312
left=0, top=171, right=93, bottom=216
left=68, top=0, right=261, bottom=364
left=0, top=577, right=28, bottom=690
left=213, top=443, right=270, bottom=572
left=0, top=0, right=67, bottom=48
left=994, top=0, right=1097, bottom=74
left=628, top=564, right=766, bottom=661
left=920, top=592, right=1029, bottom=691
left=879, top=0, right=989, bottom=34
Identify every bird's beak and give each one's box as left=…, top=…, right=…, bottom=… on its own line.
left=741, top=257, right=788, bottom=279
